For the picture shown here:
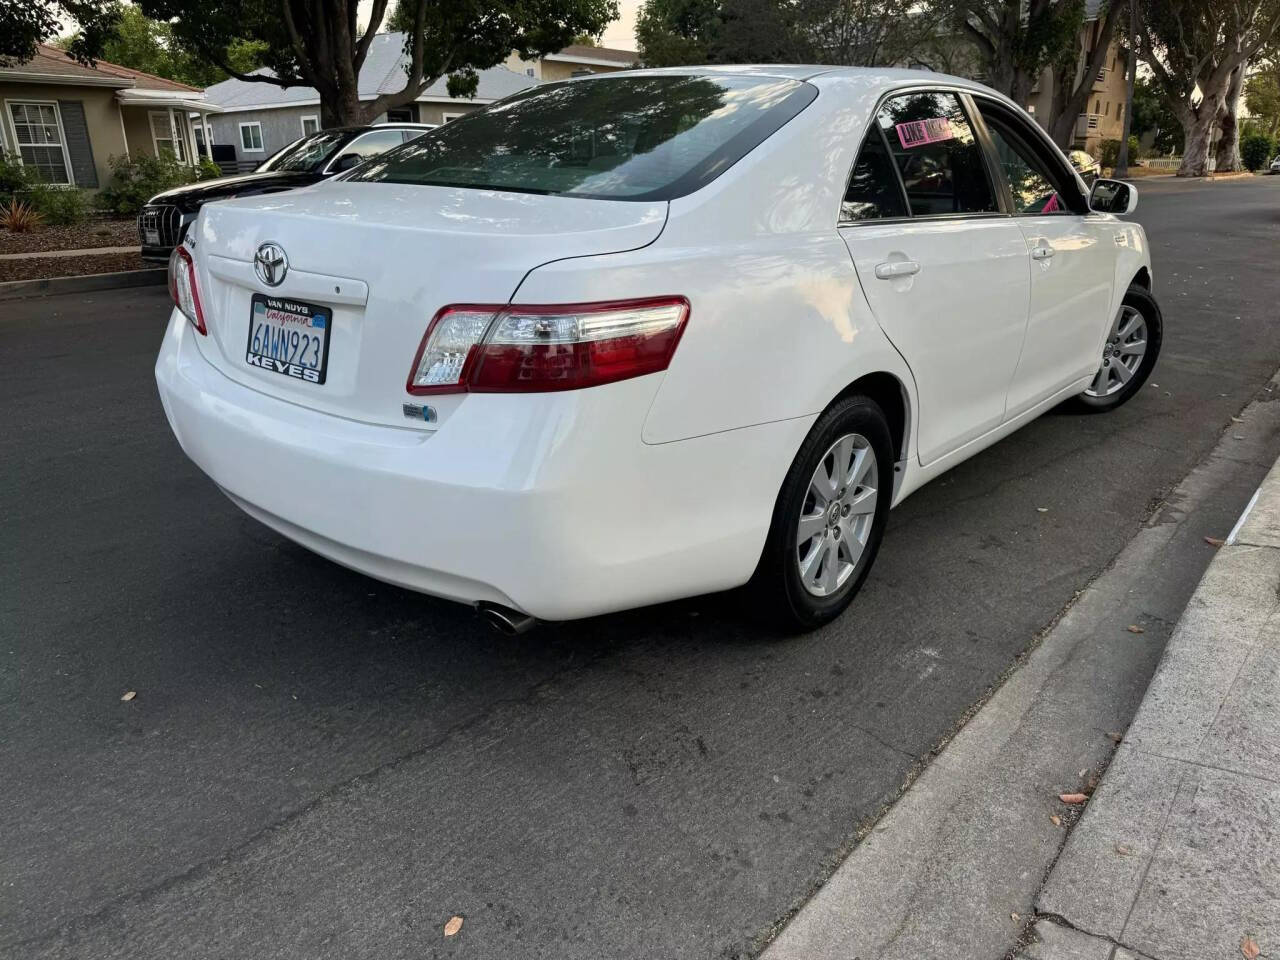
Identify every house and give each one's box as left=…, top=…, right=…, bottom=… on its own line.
left=504, top=44, right=638, bottom=82
left=0, top=44, right=221, bottom=189
left=202, top=33, right=539, bottom=165
left=1025, top=0, right=1128, bottom=155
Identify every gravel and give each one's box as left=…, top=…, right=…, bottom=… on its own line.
left=0, top=252, right=150, bottom=283
left=0, top=217, right=138, bottom=256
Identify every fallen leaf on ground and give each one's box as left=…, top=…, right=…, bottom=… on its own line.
left=1231, top=416, right=1244, bottom=423
left=1205, top=537, right=1226, bottom=547
left=120, top=691, right=136, bottom=702
left=1107, top=731, right=1124, bottom=743
left=1115, top=844, right=1132, bottom=856
left=1059, top=793, right=1088, bottom=804
left=1241, top=935, right=1260, bottom=959
left=444, top=916, right=463, bottom=937
left=1036, top=507, right=1049, bottom=513
left=1011, top=912, right=1020, bottom=922
left=1050, top=815, right=1062, bottom=826
left=1127, top=624, right=1145, bottom=634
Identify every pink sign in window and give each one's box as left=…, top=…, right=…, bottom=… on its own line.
left=895, top=118, right=955, bottom=149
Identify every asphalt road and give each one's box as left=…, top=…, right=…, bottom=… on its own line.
left=4, top=176, right=1280, bottom=960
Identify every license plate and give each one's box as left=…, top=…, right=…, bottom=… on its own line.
left=246, top=294, right=331, bottom=384
left=144, top=228, right=160, bottom=246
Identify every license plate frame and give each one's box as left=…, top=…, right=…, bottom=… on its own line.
left=245, top=293, right=332, bottom=385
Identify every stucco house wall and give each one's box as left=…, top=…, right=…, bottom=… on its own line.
left=0, top=81, right=126, bottom=188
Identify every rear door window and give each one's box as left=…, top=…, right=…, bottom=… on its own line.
left=874, top=92, right=997, bottom=217
left=841, top=128, right=908, bottom=221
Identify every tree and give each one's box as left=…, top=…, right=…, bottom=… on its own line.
left=1, top=0, right=120, bottom=67
left=1115, top=0, right=1137, bottom=176
left=1245, top=58, right=1280, bottom=137
left=1131, top=76, right=1181, bottom=154
left=1214, top=64, right=1246, bottom=171
left=1043, top=0, right=1126, bottom=148
left=58, top=5, right=266, bottom=88
left=1137, top=0, right=1280, bottom=176
left=636, top=0, right=933, bottom=68
left=144, top=0, right=619, bottom=126
left=941, top=0, right=1087, bottom=105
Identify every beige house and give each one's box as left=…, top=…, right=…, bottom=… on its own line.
left=504, top=44, right=638, bottom=82
left=0, top=45, right=220, bottom=190
left=1025, top=2, right=1128, bottom=156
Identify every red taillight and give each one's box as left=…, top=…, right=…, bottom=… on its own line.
left=168, top=245, right=206, bottom=335
left=406, top=297, right=689, bottom=395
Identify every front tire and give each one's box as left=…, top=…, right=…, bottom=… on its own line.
left=1071, top=285, right=1163, bottom=413
left=753, top=395, right=894, bottom=631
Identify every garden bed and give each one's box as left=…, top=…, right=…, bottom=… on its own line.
left=0, top=251, right=149, bottom=284
left=0, top=217, right=137, bottom=256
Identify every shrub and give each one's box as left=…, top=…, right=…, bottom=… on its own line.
left=96, top=153, right=199, bottom=216
left=1098, top=136, right=1141, bottom=168
left=0, top=199, right=44, bottom=232
left=1241, top=133, right=1275, bottom=172
left=197, top=157, right=224, bottom=181
left=27, top=184, right=91, bottom=225
left=0, top=152, right=33, bottom=207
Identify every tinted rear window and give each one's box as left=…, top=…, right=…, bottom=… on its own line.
left=348, top=74, right=817, bottom=201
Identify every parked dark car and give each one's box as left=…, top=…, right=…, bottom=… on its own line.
left=138, top=123, right=434, bottom=262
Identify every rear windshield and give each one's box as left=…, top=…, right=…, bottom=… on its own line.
left=262, top=131, right=352, bottom=172
left=348, top=74, right=816, bottom=201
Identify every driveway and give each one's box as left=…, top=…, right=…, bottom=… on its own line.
left=3, top=175, right=1279, bottom=959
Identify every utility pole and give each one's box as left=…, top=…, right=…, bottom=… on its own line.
left=1115, top=0, right=1137, bottom=178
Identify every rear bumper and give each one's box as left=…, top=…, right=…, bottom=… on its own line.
left=155, top=312, right=811, bottom=620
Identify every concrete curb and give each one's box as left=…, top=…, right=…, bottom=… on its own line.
left=0, top=268, right=166, bottom=302
left=1033, top=453, right=1280, bottom=959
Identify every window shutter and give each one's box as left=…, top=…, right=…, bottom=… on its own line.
left=57, top=101, right=99, bottom=188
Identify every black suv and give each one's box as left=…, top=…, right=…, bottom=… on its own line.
left=138, top=123, right=433, bottom=262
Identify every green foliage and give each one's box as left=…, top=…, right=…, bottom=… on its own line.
left=1241, top=133, right=1276, bottom=171
left=96, top=153, right=198, bottom=216
left=636, top=0, right=718, bottom=65
left=1098, top=136, right=1141, bottom=167
left=26, top=183, right=92, bottom=224
left=60, top=5, right=267, bottom=88
left=1131, top=78, right=1181, bottom=155
left=196, top=158, right=224, bottom=181
left=0, top=0, right=120, bottom=67
left=150, top=0, right=618, bottom=126
left=0, top=153, right=35, bottom=207
left=1245, top=62, right=1280, bottom=140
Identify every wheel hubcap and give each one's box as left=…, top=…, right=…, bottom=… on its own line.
left=1086, top=305, right=1147, bottom=397
left=796, top=433, right=878, bottom=597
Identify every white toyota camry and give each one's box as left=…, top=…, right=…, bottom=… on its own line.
left=156, top=66, right=1161, bottom=632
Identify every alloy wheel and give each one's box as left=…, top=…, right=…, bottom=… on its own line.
left=1085, top=305, right=1148, bottom=398
left=796, top=433, right=878, bottom=597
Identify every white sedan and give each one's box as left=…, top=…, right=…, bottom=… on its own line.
left=156, top=66, right=1161, bottom=631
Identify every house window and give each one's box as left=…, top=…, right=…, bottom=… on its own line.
left=441, top=112, right=465, bottom=122
left=193, top=122, right=213, bottom=155
left=1094, top=99, right=1101, bottom=113
left=239, top=122, right=264, bottom=153
left=149, top=111, right=187, bottom=161
left=301, top=115, right=320, bottom=136
left=6, top=101, right=71, bottom=184
left=526, top=68, right=535, bottom=77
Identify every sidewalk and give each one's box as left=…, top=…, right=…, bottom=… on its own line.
left=760, top=381, right=1280, bottom=960
left=0, top=245, right=139, bottom=260
left=1027, top=461, right=1280, bottom=960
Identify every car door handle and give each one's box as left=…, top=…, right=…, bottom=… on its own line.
left=874, top=260, right=920, bottom=279
left=1031, top=245, right=1055, bottom=261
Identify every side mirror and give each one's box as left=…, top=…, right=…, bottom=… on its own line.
left=332, top=153, right=362, bottom=173
left=1089, top=178, right=1138, bottom=215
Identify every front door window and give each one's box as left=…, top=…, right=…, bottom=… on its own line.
left=150, top=112, right=186, bottom=162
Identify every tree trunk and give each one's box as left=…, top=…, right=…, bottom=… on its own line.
left=1114, top=0, right=1137, bottom=177
left=1178, top=109, right=1217, bottom=176
left=1214, top=65, right=1245, bottom=173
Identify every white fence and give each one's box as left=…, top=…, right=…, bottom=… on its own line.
left=1142, top=157, right=1217, bottom=172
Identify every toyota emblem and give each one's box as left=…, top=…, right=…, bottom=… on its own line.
left=254, top=242, right=288, bottom=287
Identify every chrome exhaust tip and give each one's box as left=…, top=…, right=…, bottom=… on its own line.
left=476, top=602, right=537, bottom=636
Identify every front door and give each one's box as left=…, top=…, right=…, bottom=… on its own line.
left=839, top=90, right=1031, bottom=466
left=974, top=102, right=1117, bottom=417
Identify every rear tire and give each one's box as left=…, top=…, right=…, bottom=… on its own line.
left=1071, top=285, right=1163, bottom=413
left=753, top=395, right=893, bottom=631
